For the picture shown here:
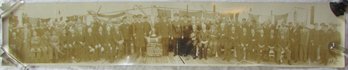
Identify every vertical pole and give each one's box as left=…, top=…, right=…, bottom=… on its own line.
left=186, top=4, right=189, bottom=17
left=294, top=10, right=297, bottom=22
left=309, top=6, right=314, bottom=24
left=271, top=10, right=273, bottom=25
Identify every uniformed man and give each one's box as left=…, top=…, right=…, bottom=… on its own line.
left=119, top=18, right=133, bottom=56
left=209, top=20, right=220, bottom=57
left=49, top=29, right=62, bottom=63
left=235, top=20, right=243, bottom=62
left=198, top=23, right=209, bottom=59
left=262, top=22, right=271, bottom=62
left=308, top=23, right=320, bottom=63
left=267, top=22, right=278, bottom=63
left=238, top=18, right=249, bottom=61
left=278, top=23, right=291, bottom=64
left=30, top=31, right=41, bottom=63
left=155, top=17, right=171, bottom=56
left=129, top=18, right=136, bottom=56
left=256, top=23, right=267, bottom=63
left=85, top=21, right=96, bottom=61
left=74, top=17, right=87, bottom=62
left=222, top=19, right=233, bottom=61
left=229, top=21, right=238, bottom=61
left=318, top=23, right=330, bottom=65
left=91, top=19, right=103, bottom=61
left=183, top=19, right=194, bottom=56
left=288, top=22, right=301, bottom=63
left=59, top=23, right=69, bottom=62
left=62, top=24, right=74, bottom=62
left=249, top=23, right=257, bottom=62
left=168, top=16, right=176, bottom=55
left=134, top=16, right=150, bottom=57
left=192, top=20, right=200, bottom=59
left=178, top=17, right=189, bottom=56
left=132, top=17, right=141, bottom=57
left=103, top=23, right=114, bottom=62
left=173, top=17, right=183, bottom=56
left=215, top=19, right=223, bottom=58
left=68, top=23, right=78, bottom=62
left=203, top=20, right=213, bottom=57
left=299, top=22, right=310, bottom=63
left=114, top=23, right=125, bottom=61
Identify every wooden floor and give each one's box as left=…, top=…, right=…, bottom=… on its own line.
left=104, top=53, right=257, bottom=65
left=115, top=53, right=184, bottom=64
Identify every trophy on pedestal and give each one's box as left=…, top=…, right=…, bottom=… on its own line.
left=145, top=29, right=162, bottom=56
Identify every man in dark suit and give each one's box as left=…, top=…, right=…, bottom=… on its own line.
left=155, top=17, right=170, bottom=56
left=119, top=18, right=133, bottom=56
left=289, top=22, right=301, bottom=63
left=308, top=23, right=320, bottom=63
left=256, top=23, right=267, bottom=63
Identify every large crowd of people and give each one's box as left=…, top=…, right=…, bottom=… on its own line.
left=8, top=10, right=342, bottom=65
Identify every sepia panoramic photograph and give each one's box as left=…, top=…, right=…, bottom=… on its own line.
left=5, top=2, right=345, bottom=67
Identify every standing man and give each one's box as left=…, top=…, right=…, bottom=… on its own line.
left=319, top=23, right=330, bottom=65
left=183, top=19, right=194, bottom=56
left=49, top=30, right=62, bottom=63
left=30, top=31, right=41, bottom=63
left=192, top=20, right=200, bottom=59
left=267, top=22, right=278, bottom=63
left=308, top=23, right=320, bottom=63
left=239, top=18, right=249, bottom=61
left=278, top=23, right=291, bottom=64
left=75, top=21, right=87, bottom=61
left=235, top=20, right=243, bottom=62
left=173, top=17, right=183, bottom=56
left=249, top=24, right=257, bottom=62
left=155, top=17, right=170, bottom=56
left=256, top=23, right=267, bottom=63
left=289, top=22, right=300, bottom=63
left=222, top=20, right=233, bottom=61
left=134, top=16, right=151, bottom=57
left=133, top=16, right=143, bottom=57
left=168, top=16, right=176, bottom=55
left=209, top=21, right=219, bottom=57
left=230, top=22, right=238, bottom=61
left=299, top=22, right=309, bottom=63
left=85, top=21, right=96, bottom=61
left=114, top=24, right=125, bottom=60
left=105, top=23, right=116, bottom=62
left=119, top=18, right=133, bottom=56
